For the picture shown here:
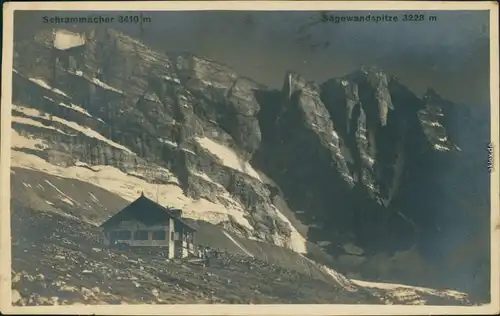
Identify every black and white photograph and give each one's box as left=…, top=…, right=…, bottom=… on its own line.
left=1, top=1, right=499, bottom=315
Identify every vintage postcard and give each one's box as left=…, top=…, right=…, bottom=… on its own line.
left=1, top=1, right=499, bottom=315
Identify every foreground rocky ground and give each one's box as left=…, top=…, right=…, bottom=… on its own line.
left=11, top=201, right=472, bottom=306
left=11, top=203, right=379, bottom=305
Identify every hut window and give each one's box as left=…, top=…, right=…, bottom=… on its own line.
left=113, top=230, right=131, bottom=240
left=152, top=230, right=166, bottom=240
left=134, top=230, right=149, bottom=240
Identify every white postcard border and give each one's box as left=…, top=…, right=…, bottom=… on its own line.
left=1, top=2, right=498, bottom=315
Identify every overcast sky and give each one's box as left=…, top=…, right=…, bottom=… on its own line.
left=15, top=10, right=490, bottom=105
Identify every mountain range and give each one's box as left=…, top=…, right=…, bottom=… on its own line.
left=8, top=27, right=491, bottom=305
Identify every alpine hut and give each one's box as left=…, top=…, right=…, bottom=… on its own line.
left=100, top=192, right=197, bottom=259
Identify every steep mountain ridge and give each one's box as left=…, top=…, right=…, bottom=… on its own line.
left=10, top=27, right=490, bottom=301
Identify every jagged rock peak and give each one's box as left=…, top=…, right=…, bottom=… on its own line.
left=358, top=65, right=386, bottom=76
left=344, top=66, right=394, bottom=127
left=282, top=71, right=322, bottom=101
left=175, top=53, right=238, bottom=82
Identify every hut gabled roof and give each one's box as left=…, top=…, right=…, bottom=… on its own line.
left=100, top=193, right=196, bottom=231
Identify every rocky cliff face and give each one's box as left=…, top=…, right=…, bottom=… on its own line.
left=12, top=28, right=296, bottom=249
left=10, top=28, right=491, bottom=300
left=254, top=68, right=490, bottom=298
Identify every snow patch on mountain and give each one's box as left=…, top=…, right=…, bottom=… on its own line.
left=190, top=171, right=225, bottom=189
left=44, top=179, right=76, bottom=205
left=433, top=144, right=451, bottom=152
left=182, top=196, right=254, bottom=233
left=223, top=231, right=255, bottom=257
left=158, top=138, right=178, bottom=148
left=58, top=101, right=93, bottom=118
left=350, top=279, right=468, bottom=303
left=12, top=115, right=69, bottom=136
left=88, top=192, right=99, bottom=202
left=91, top=78, right=124, bottom=94
left=271, top=205, right=307, bottom=254
left=10, top=144, right=255, bottom=232
left=43, top=96, right=94, bottom=119
left=28, top=77, right=69, bottom=98
left=162, top=75, right=181, bottom=84
left=195, top=137, right=262, bottom=181
left=316, top=263, right=359, bottom=293
left=12, top=104, right=134, bottom=153
left=53, top=29, right=85, bottom=50
left=60, top=197, right=74, bottom=206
